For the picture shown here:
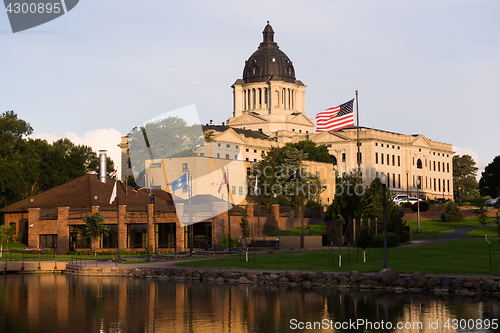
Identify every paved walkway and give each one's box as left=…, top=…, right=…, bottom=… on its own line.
left=402, top=223, right=496, bottom=247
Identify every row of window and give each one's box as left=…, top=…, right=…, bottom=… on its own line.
left=374, top=153, right=450, bottom=173
left=375, top=142, right=400, bottom=150
left=372, top=172, right=451, bottom=192
left=243, top=87, right=297, bottom=111
left=375, top=153, right=400, bottom=167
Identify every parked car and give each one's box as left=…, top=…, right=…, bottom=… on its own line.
left=486, top=197, right=500, bottom=206
left=392, top=195, right=408, bottom=204
left=434, top=198, right=446, bottom=204
left=394, top=196, right=421, bottom=205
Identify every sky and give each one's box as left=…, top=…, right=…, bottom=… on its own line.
left=1, top=0, right=499, bottom=178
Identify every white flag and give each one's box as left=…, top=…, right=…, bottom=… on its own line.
left=109, top=181, right=117, bottom=204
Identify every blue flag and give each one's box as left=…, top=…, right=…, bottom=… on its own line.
left=133, top=176, right=146, bottom=193
left=171, top=173, right=188, bottom=192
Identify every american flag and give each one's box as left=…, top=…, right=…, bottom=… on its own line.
left=316, top=99, right=355, bottom=132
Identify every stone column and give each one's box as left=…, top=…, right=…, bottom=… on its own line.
left=118, top=205, right=127, bottom=250
left=28, top=208, right=40, bottom=249
left=57, top=207, right=70, bottom=254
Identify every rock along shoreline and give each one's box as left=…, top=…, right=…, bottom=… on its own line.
left=64, top=264, right=500, bottom=297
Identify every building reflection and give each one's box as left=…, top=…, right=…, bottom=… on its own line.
left=0, top=275, right=499, bottom=333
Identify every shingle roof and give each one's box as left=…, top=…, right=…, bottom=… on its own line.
left=0, top=174, right=173, bottom=213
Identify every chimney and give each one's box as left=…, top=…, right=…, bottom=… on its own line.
left=99, top=150, right=107, bottom=183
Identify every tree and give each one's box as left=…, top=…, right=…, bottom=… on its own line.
left=473, top=203, right=488, bottom=241
left=83, top=212, right=108, bottom=254
left=283, top=141, right=333, bottom=163
left=239, top=207, right=250, bottom=237
left=453, top=155, right=478, bottom=197
left=0, top=224, right=15, bottom=257
left=480, top=156, right=500, bottom=198
left=254, top=145, right=320, bottom=207
left=0, top=112, right=114, bottom=207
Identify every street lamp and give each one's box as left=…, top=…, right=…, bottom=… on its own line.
left=380, top=173, right=388, bottom=268
left=273, top=193, right=277, bottom=205
left=416, top=178, right=421, bottom=233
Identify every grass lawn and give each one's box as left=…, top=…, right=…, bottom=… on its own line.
left=175, top=239, right=500, bottom=276
left=465, top=225, right=500, bottom=238
left=404, top=217, right=495, bottom=233
left=263, top=224, right=326, bottom=237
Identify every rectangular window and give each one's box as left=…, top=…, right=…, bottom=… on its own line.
left=239, top=187, right=243, bottom=195
left=39, top=234, right=57, bottom=249
left=217, top=153, right=220, bottom=158
left=386, top=154, right=389, bottom=165
left=182, top=163, right=188, bottom=172
left=232, top=186, right=236, bottom=195
left=69, top=226, right=90, bottom=250
left=398, top=156, right=400, bottom=167
left=150, top=163, right=161, bottom=168
left=156, top=223, right=176, bottom=248
left=443, top=162, right=445, bottom=172
left=447, top=163, right=449, bottom=173
left=375, top=153, right=378, bottom=164
left=433, top=161, right=436, bottom=171
left=127, top=224, right=147, bottom=249
left=246, top=149, right=249, bottom=152
left=342, top=153, right=346, bottom=162
left=398, top=174, right=401, bottom=188
left=438, top=162, right=440, bottom=172
left=381, top=154, right=384, bottom=164
left=226, top=144, right=230, bottom=148
left=387, top=174, right=390, bottom=187
left=200, top=153, right=204, bottom=157
left=357, top=152, right=362, bottom=164
left=393, top=174, right=396, bottom=188
left=235, top=155, right=238, bottom=160
left=438, top=179, right=441, bottom=192
left=254, top=149, right=257, bottom=153
left=226, top=154, right=229, bottom=159
left=392, top=155, right=395, bottom=166
left=434, top=178, right=436, bottom=191
left=447, top=179, right=450, bottom=192
left=101, top=224, right=118, bottom=248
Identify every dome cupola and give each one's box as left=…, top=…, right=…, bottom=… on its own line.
left=242, top=22, right=296, bottom=84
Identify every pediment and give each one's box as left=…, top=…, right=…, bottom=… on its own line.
left=310, top=131, right=351, bottom=144
left=411, top=135, right=433, bottom=149
left=213, top=128, right=248, bottom=145
left=227, top=112, right=268, bottom=127
left=287, top=113, right=315, bottom=127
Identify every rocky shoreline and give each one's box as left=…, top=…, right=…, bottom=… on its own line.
left=125, top=267, right=500, bottom=297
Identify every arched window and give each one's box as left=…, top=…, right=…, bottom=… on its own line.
left=330, top=155, right=337, bottom=166
left=417, top=158, right=423, bottom=169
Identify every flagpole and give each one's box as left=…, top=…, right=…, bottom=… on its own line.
left=226, top=167, right=231, bottom=254
left=115, top=179, right=119, bottom=266
left=188, top=170, right=193, bottom=255
left=356, top=90, right=360, bottom=182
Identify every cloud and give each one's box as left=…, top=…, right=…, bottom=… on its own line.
left=32, top=128, right=123, bottom=178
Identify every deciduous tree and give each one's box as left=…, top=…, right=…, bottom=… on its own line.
left=480, top=156, right=500, bottom=198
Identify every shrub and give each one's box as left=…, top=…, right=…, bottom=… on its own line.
left=397, top=230, right=410, bottom=243
left=305, top=200, right=320, bottom=207
left=462, top=202, right=471, bottom=206
left=218, top=234, right=239, bottom=248
left=370, top=232, right=400, bottom=247
left=401, top=202, right=412, bottom=208
left=355, top=224, right=373, bottom=249
left=441, top=202, right=464, bottom=222
left=410, top=201, right=430, bottom=212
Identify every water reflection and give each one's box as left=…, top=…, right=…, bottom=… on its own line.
left=0, top=274, right=499, bottom=332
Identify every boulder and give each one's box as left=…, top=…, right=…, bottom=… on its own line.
left=427, top=277, right=441, bottom=289
left=374, top=268, right=400, bottom=285
left=288, top=271, right=308, bottom=282
left=349, top=271, right=364, bottom=282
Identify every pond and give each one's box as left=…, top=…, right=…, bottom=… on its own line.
left=0, top=274, right=499, bottom=332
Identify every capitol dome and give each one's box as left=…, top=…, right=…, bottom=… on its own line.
left=242, top=22, right=296, bottom=84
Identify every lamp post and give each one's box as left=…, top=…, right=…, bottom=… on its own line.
left=273, top=193, right=277, bottom=205
left=416, top=178, right=421, bottom=233
left=380, top=173, right=388, bottom=268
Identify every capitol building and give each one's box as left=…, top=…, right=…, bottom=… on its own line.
left=121, top=22, right=454, bottom=201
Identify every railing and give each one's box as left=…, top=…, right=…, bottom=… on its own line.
left=39, top=209, right=58, bottom=220
left=68, top=208, right=92, bottom=220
